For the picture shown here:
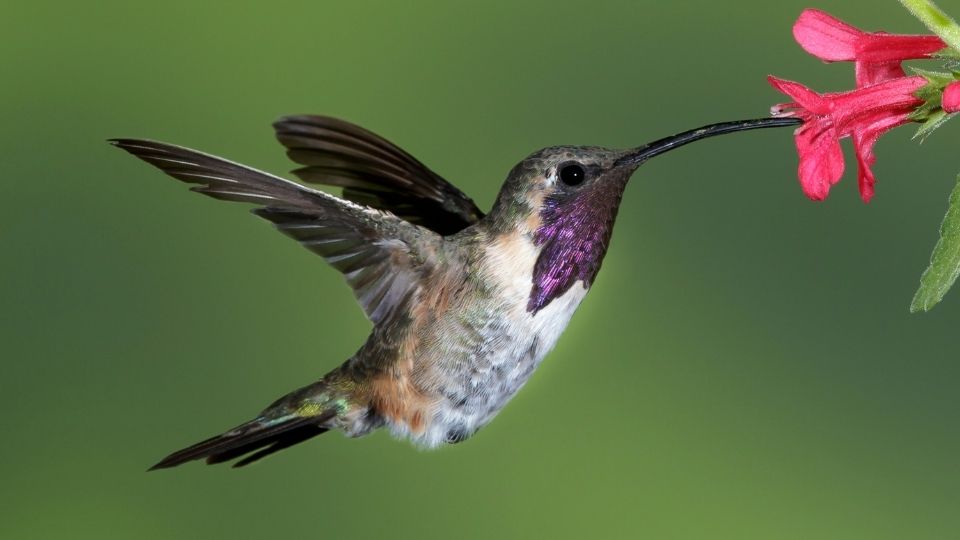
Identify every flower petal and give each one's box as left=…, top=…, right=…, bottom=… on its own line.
left=852, top=109, right=913, bottom=202
left=855, top=60, right=906, bottom=87
left=796, top=124, right=845, bottom=201
left=831, top=76, right=925, bottom=127
left=793, top=9, right=862, bottom=61
left=854, top=33, right=945, bottom=63
left=768, top=76, right=831, bottom=114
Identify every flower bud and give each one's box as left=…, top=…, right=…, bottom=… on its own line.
left=943, top=81, right=960, bottom=113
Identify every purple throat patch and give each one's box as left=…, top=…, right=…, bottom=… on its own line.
left=527, top=179, right=626, bottom=313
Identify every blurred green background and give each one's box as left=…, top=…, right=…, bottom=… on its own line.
left=4, top=1, right=960, bottom=538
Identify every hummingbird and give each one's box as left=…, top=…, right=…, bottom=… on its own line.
left=111, top=114, right=797, bottom=469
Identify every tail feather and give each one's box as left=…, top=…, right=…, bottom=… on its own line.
left=149, top=410, right=336, bottom=470
left=231, top=424, right=328, bottom=468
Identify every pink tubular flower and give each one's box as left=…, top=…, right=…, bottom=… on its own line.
left=943, top=81, right=960, bottom=113
left=769, top=75, right=926, bottom=202
left=793, top=9, right=945, bottom=87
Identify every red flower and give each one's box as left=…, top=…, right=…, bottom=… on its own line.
left=943, top=81, right=960, bottom=113
left=792, top=9, right=945, bottom=87
left=769, top=75, right=926, bottom=202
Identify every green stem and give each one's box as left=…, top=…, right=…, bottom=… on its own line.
left=900, top=0, right=960, bottom=52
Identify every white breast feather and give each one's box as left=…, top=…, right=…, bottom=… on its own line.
left=397, top=233, right=587, bottom=448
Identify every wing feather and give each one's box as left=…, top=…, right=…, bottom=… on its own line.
left=111, top=138, right=439, bottom=325
left=273, top=115, right=484, bottom=235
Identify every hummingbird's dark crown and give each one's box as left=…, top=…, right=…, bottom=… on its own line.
left=489, top=146, right=624, bottom=221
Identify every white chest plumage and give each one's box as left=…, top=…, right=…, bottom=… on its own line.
left=391, top=233, right=588, bottom=448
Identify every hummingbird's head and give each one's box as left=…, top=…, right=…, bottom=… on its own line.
left=487, top=145, right=641, bottom=313
left=485, top=117, right=799, bottom=314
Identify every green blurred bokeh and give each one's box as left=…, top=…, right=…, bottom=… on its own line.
left=4, top=1, right=960, bottom=538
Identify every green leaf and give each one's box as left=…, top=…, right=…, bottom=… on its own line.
left=913, top=109, right=951, bottom=140
left=936, top=48, right=960, bottom=60
left=908, top=70, right=957, bottom=136
left=911, top=67, right=955, bottom=86
left=911, top=174, right=960, bottom=312
left=909, top=94, right=942, bottom=122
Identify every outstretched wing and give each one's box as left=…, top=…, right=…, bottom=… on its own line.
left=273, top=115, right=484, bottom=235
left=111, top=138, right=439, bottom=325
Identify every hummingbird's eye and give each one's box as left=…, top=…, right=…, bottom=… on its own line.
left=558, top=163, right=586, bottom=187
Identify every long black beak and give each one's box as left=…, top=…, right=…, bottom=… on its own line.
left=615, top=117, right=801, bottom=168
